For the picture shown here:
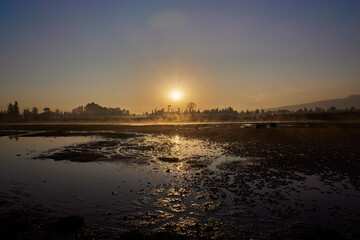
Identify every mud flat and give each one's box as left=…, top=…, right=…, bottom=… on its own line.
left=0, top=123, right=360, bottom=239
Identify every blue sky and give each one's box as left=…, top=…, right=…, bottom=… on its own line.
left=1, top=0, right=359, bottom=112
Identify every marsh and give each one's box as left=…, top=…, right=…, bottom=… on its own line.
left=0, top=123, right=359, bottom=239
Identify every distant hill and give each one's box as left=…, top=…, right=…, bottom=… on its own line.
left=268, top=95, right=360, bottom=111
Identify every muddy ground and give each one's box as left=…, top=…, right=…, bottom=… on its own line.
left=0, top=122, right=360, bottom=239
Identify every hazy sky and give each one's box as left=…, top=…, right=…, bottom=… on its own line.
left=1, top=0, right=359, bottom=113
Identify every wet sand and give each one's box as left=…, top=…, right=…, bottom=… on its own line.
left=0, top=123, right=360, bottom=239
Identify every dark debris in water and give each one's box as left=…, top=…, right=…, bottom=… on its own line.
left=158, top=157, right=181, bottom=162
left=166, top=188, right=193, bottom=197
left=2, top=125, right=360, bottom=239
left=182, top=158, right=213, bottom=170
left=37, top=150, right=106, bottom=162
left=117, top=210, right=174, bottom=227
left=154, top=198, right=186, bottom=213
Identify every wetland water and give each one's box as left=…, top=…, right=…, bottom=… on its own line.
left=0, top=124, right=360, bottom=239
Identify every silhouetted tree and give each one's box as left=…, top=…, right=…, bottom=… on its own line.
left=6, top=101, right=20, bottom=121
left=23, top=108, right=31, bottom=120
left=32, top=107, right=38, bottom=115
left=0, top=110, right=6, bottom=121
left=186, top=102, right=197, bottom=113
left=72, top=106, right=84, bottom=116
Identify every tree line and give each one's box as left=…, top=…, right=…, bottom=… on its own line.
left=1, top=101, right=359, bottom=122
left=147, top=102, right=359, bottom=117
left=0, top=101, right=131, bottom=122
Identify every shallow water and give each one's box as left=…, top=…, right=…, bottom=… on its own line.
left=0, top=130, right=360, bottom=236
left=0, top=134, right=225, bottom=226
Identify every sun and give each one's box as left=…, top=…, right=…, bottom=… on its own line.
left=172, top=91, right=181, bottom=100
